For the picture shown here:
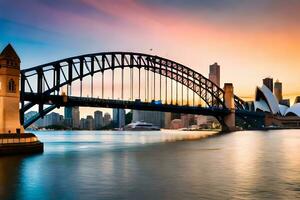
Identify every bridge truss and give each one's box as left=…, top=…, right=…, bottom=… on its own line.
left=20, top=52, right=248, bottom=128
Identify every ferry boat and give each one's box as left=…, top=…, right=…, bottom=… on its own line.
left=124, top=121, right=160, bottom=131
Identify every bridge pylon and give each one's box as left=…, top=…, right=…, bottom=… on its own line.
left=223, top=83, right=237, bottom=132
left=0, top=44, right=24, bottom=134
left=0, top=44, right=43, bottom=155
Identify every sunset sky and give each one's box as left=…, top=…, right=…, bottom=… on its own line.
left=1, top=0, right=300, bottom=116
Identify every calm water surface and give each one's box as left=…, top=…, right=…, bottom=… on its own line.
left=1, top=130, right=300, bottom=200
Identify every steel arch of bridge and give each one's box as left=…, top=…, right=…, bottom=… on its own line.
left=20, top=52, right=246, bottom=127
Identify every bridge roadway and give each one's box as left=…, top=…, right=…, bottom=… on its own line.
left=22, top=92, right=264, bottom=129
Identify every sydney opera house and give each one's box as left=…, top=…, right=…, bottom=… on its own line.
left=246, top=82, right=300, bottom=127
left=249, top=85, right=300, bottom=116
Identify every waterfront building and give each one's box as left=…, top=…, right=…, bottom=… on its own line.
left=253, top=84, right=300, bottom=120
left=180, top=114, right=196, bottom=128
left=86, top=115, right=94, bottom=130
left=103, top=113, right=111, bottom=126
left=24, top=111, right=40, bottom=129
left=80, top=118, right=85, bottom=129
left=263, top=77, right=273, bottom=92
left=164, top=112, right=172, bottom=129
left=64, top=106, right=73, bottom=127
left=45, top=112, right=63, bottom=127
left=94, top=111, right=103, bottom=129
left=35, top=112, right=63, bottom=127
left=113, top=108, right=125, bottom=128
left=24, top=111, right=38, bottom=122
left=72, top=107, right=80, bottom=129
left=255, top=84, right=279, bottom=114
left=209, top=63, right=220, bottom=86
left=285, top=104, right=300, bottom=116
left=170, top=119, right=183, bottom=129
left=274, top=80, right=282, bottom=102
left=132, top=110, right=165, bottom=128
left=196, top=115, right=208, bottom=126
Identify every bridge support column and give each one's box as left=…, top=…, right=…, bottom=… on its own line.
left=223, top=83, right=236, bottom=132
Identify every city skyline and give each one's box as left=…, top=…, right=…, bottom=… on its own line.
left=1, top=0, right=300, bottom=103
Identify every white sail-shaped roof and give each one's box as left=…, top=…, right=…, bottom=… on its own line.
left=254, top=100, right=271, bottom=112
left=285, top=103, right=300, bottom=117
left=279, top=104, right=289, bottom=116
left=255, top=85, right=280, bottom=114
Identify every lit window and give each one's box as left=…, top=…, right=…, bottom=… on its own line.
left=8, top=79, right=16, bottom=93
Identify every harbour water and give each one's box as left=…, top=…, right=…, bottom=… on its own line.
left=1, top=130, right=300, bottom=200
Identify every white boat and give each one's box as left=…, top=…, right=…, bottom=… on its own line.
left=124, top=121, right=160, bottom=131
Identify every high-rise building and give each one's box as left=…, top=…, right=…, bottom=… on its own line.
left=80, top=118, right=85, bottom=129
left=103, top=113, right=111, bottom=126
left=274, top=80, right=282, bottom=102
left=24, top=111, right=38, bottom=122
left=94, top=110, right=103, bottom=129
left=263, top=77, right=273, bottom=92
left=72, top=107, right=80, bottom=129
left=180, top=114, right=196, bottom=128
left=196, top=115, right=208, bottom=126
left=64, top=106, right=73, bottom=127
left=164, top=112, right=172, bottom=129
left=132, top=110, right=165, bottom=128
left=113, top=109, right=125, bottom=128
left=209, top=63, right=220, bottom=86
left=36, top=112, right=63, bottom=127
left=85, top=115, right=94, bottom=130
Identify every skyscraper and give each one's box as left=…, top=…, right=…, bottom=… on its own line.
left=72, top=107, right=80, bottom=129
left=113, top=108, right=125, bottom=128
left=103, top=113, right=111, bottom=126
left=94, top=110, right=103, bottom=129
left=274, top=80, right=282, bottom=102
left=263, top=77, right=273, bottom=92
left=64, top=106, right=73, bottom=127
left=209, top=63, right=220, bottom=86
left=86, top=115, right=94, bottom=130
left=132, top=110, right=165, bottom=128
left=36, top=112, right=63, bottom=127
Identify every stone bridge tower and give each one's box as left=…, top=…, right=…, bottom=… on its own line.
left=223, top=83, right=236, bottom=132
left=0, top=44, right=24, bottom=134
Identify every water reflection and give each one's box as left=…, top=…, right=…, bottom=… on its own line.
left=1, top=130, right=300, bottom=199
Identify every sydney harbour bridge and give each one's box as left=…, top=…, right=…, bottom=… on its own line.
left=20, top=52, right=265, bottom=131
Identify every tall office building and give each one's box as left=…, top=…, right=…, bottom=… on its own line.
left=164, top=112, right=172, bottom=129
left=274, top=80, right=282, bottom=102
left=85, top=115, right=94, bottom=130
left=103, top=113, right=111, bottom=126
left=64, top=106, right=73, bottom=127
left=209, top=63, right=220, bottom=86
left=80, top=118, right=85, bottom=129
left=94, top=110, right=103, bottom=129
left=180, top=114, right=196, bottom=128
left=208, top=63, right=220, bottom=127
left=113, top=108, right=125, bottom=128
left=36, top=112, right=63, bottom=127
left=132, top=110, right=165, bottom=128
left=72, top=107, right=80, bottom=129
left=263, top=77, right=273, bottom=92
